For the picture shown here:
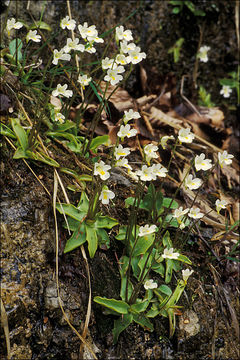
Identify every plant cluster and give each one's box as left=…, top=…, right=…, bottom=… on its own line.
left=0, top=10, right=237, bottom=345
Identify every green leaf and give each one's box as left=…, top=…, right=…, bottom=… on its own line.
left=60, top=168, right=92, bottom=182
left=51, top=120, right=77, bottom=132
left=94, top=296, right=130, bottom=314
left=64, top=222, right=86, bottom=253
left=130, top=300, right=149, bottom=313
left=95, top=215, right=118, bottom=229
left=193, top=9, right=206, bottom=16
left=177, top=254, right=192, bottom=264
left=46, top=131, right=79, bottom=146
left=89, top=135, right=109, bottom=151
left=9, top=38, right=23, bottom=61
left=165, top=259, right=174, bottom=283
left=119, top=256, right=133, bottom=301
left=138, top=253, right=153, bottom=279
left=86, top=224, right=98, bottom=258
left=11, top=118, right=28, bottom=151
left=132, top=313, right=154, bottom=331
left=112, top=313, right=133, bottom=344
left=115, top=225, right=128, bottom=241
left=56, top=203, right=87, bottom=221
left=132, top=233, right=154, bottom=257
left=13, top=147, right=27, bottom=159
left=125, top=197, right=136, bottom=208
left=76, top=191, right=89, bottom=213
left=97, top=228, right=110, bottom=250
left=156, top=190, right=163, bottom=214
left=158, top=285, right=172, bottom=297
left=152, top=262, right=165, bottom=277
left=162, top=231, right=173, bottom=248
left=63, top=217, right=79, bottom=231
left=0, top=123, right=16, bottom=139
left=141, top=193, right=154, bottom=212
left=29, top=21, right=51, bottom=31
left=162, top=198, right=179, bottom=209
left=172, top=6, right=181, bottom=14
left=27, top=150, right=60, bottom=167
left=146, top=304, right=160, bottom=318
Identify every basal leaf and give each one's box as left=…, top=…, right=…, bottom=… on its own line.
left=0, top=123, right=16, bottom=139
left=132, top=313, right=154, bottom=331
left=130, top=300, right=149, bottom=313
left=95, top=215, right=118, bottom=229
left=89, top=135, right=109, bottom=151
left=64, top=222, right=86, bottom=253
left=86, top=224, right=98, bottom=258
left=112, top=314, right=133, bottom=344
left=29, top=21, right=51, bottom=31
left=77, top=191, right=89, bottom=213
left=162, top=198, right=179, bottom=209
left=56, top=203, right=87, bottom=221
left=158, top=284, right=172, bottom=297
left=11, top=118, right=28, bottom=151
left=9, top=38, right=23, bottom=61
left=94, top=296, right=130, bottom=314
left=132, top=233, right=154, bottom=257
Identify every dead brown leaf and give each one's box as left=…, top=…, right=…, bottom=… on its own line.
left=99, top=82, right=135, bottom=112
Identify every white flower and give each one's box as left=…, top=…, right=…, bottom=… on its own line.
left=52, top=49, right=71, bottom=65
left=173, top=206, right=189, bottom=223
left=85, top=44, right=96, bottom=53
left=120, top=40, right=136, bottom=54
left=195, top=153, right=212, bottom=171
left=87, top=35, right=104, bottom=43
left=182, top=269, right=194, bottom=282
left=151, top=163, right=168, bottom=178
left=116, top=25, right=133, bottom=42
left=144, top=279, right=158, bottom=290
left=138, top=224, right=157, bottom=237
left=123, top=109, right=140, bottom=124
left=160, top=135, right=174, bottom=149
left=114, top=144, right=131, bottom=160
left=52, top=84, right=73, bottom=98
left=77, top=74, right=92, bottom=89
left=198, top=45, right=210, bottom=63
left=185, top=174, right=202, bottom=190
left=135, top=165, right=156, bottom=182
left=26, top=30, right=41, bottom=43
left=6, top=18, right=23, bottom=34
left=94, top=161, right=111, bottom=180
left=115, top=158, right=132, bottom=170
left=188, top=207, right=204, bottom=219
left=117, top=124, right=137, bottom=139
left=218, top=151, right=234, bottom=167
left=99, top=186, right=115, bottom=204
left=220, top=85, right=232, bottom=98
left=54, top=112, right=65, bottom=123
left=162, top=248, right=180, bottom=260
left=104, top=67, right=124, bottom=86
left=115, top=54, right=129, bottom=65
left=78, top=22, right=98, bottom=40
left=102, top=57, right=116, bottom=70
left=178, top=128, right=195, bottom=144
left=128, top=170, right=139, bottom=181
left=144, top=143, right=158, bottom=163
left=63, top=38, right=85, bottom=53
left=127, top=46, right=146, bottom=64
left=60, top=16, right=76, bottom=30
left=215, top=199, right=228, bottom=214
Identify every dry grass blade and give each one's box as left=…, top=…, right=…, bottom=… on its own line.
left=1, top=298, right=11, bottom=360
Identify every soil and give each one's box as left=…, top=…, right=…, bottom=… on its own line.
left=1, top=1, right=239, bottom=359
